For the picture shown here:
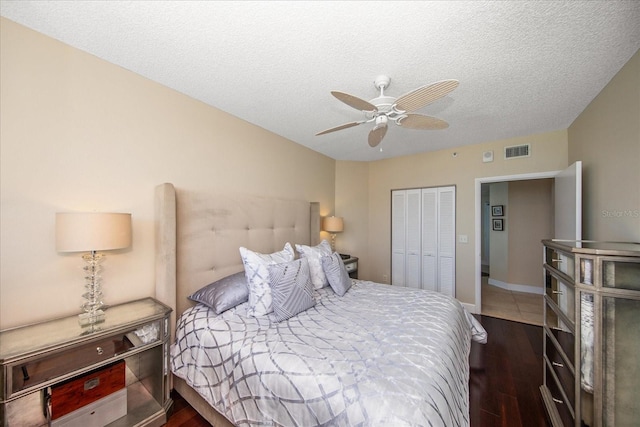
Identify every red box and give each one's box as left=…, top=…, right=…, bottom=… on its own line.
left=49, top=361, right=125, bottom=420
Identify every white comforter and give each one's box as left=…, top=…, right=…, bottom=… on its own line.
left=171, top=280, right=487, bottom=426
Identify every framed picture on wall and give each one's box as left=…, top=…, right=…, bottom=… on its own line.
left=492, top=218, right=504, bottom=231
left=491, top=205, right=504, bottom=216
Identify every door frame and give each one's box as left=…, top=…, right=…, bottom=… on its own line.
left=473, top=170, right=561, bottom=314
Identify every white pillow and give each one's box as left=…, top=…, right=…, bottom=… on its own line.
left=239, top=243, right=294, bottom=317
left=295, top=239, right=332, bottom=289
left=321, top=252, right=352, bottom=297
left=268, top=258, right=315, bottom=322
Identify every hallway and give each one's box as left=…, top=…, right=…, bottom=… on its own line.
left=480, top=276, right=544, bottom=326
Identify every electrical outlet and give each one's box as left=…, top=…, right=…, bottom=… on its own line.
left=458, top=235, right=469, bottom=244
left=382, top=274, right=388, bottom=283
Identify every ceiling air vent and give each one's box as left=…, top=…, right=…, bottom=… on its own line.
left=504, top=144, right=530, bottom=159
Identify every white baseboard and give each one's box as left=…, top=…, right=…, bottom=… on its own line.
left=461, top=302, right=478, bottom=314
left=487, top=278, right=544, bottom=295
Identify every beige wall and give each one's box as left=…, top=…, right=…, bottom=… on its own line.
left=0, top=19, right=335, bottom=329
left=334, top=161, right=369, bottom=263
left=340, top=131, right=568, bottom=306
left=487, top=180, right=552, bottom=292
left=507, top=179, right=553, bottom=288
left=569, top=50, right=639, bottom=241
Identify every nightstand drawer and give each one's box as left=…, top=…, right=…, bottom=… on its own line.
left=9, top=320, right=160, bottom=398
left=344, top=261, right=357, bottom=273
left=11, top=334, right=132, bottom=397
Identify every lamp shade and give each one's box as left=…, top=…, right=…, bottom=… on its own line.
left=323, top=216, right=344, bottom=233
left=56, top=212, right=132, bottom=252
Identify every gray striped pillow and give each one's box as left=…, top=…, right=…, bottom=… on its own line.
left=321, top=252, right=352, bottom=296
left=268, top=258, right=315, bottom=322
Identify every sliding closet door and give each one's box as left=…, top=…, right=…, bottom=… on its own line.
left=421, top=189, right=438, bottom=291
left=392, top=186, right=456, bottom=296
left=405, top=189, right=422, bottom=288
left=391, top=189, right=421, bottom=288
left=437, top=187, right=456, bottom=296
left=391, top=191, right=406, bottom=286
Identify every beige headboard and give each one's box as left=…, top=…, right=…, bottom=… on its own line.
left=154, top=183, right=320, bottom=332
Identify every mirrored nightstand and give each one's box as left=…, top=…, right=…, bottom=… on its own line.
left=0, top=298, right=172, bottom=427
left=342, top=256, right=358, bottom=279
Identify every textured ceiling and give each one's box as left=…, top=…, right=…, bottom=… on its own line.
left=2, top=1, right=639, bottom=161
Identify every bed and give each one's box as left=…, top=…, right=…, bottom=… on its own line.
left=154, top=183, right=487, bottom=426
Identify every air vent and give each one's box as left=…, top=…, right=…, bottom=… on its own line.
left=504, top=144, right=530, bottom=159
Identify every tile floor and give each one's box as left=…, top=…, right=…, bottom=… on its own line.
left=480, top=276, right=544, bottom=326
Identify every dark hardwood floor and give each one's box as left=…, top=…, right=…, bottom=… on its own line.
left=469, top=315, right=549, bottom=427
left=164, top=315, right=549, bottom=427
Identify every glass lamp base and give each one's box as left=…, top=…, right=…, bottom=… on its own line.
left=78, top=309, right=105, bottom=326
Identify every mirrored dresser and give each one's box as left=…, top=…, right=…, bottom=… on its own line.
left=541, top=240, right=639, bottom=427
left=0, top=298, right=172, bottom=426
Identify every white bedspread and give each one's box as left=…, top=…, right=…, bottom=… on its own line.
left=171, top=280, right=487, bottom=426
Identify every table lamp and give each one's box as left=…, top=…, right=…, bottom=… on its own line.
left=323, top=216, right=344, bottom=252
left=56, top=212, right=132, bottom=326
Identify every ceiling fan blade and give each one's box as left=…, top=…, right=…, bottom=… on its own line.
left=331, top=91, right=378, bottom=112
left=315, top=121, right=364, bottom=136
left=398, top=113, right=449, bottom=130
left=368, top=124, right=387, bottom=147
left=395, top=79, right=459, bottom=112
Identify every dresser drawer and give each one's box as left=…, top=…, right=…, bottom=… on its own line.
left=545, top=272, right=575, bottom=319
left=545, top=302, right=575, bottom=366
left=545, top=364, right=574, bottom=427
left=545, top=246, right=575, bottom=279
left=545, top=333, right=575, bottom=409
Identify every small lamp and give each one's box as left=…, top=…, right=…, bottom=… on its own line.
left=56, top=212, right=132, bottom=326
left=323, top=216, right=344, bottom=252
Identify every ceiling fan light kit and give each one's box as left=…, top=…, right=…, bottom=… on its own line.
left=316, top=75, right=458, bottom=148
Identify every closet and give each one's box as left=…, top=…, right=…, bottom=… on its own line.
left=391, top=186, right=456, bottom=296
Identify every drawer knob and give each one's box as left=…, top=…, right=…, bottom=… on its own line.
left=96, top=346, right=104, bottom=355
left=552, top=361, right=564, bottom=368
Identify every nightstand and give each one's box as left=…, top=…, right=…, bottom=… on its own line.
left=0, top=298, right=172, bottom=427
left=342, top=256, right=358, bottom=279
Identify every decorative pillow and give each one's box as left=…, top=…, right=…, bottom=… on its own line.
left=188, top=271, right=248, bottom=314
left=295, top=239, right=332, bottom=289
left=240, top=243, right=294, bottom=317
left=321, top=252, right=352, bottom=296
left=268, top=258, right=315, bottom=322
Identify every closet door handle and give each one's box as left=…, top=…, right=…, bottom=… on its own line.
left=552, top=361, right=564, bottom=368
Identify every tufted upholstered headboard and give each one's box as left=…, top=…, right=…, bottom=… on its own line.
left=154, top=183, right=321, bottom=336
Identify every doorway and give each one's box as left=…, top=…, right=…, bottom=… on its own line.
left=474, top=170, right=560, bottom=319
left=479, top=180, right=552, bottom=325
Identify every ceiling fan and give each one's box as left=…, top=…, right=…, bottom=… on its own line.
left=316, top=75, right=458, bottom=148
